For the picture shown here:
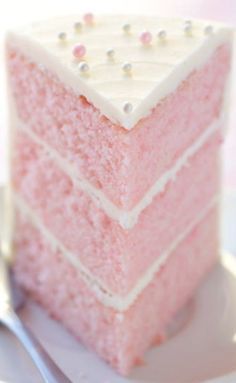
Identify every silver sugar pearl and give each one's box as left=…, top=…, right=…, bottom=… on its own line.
left=74, top=22, right=82, bottom=31
left=122, top=62, right=132, bottom=74
left=106, top=48, right=115, bottom=59
left=58, top=32, right=67, bottom=41
left=204, top=25, right=214, bottom=35
left=123, top=23, right=131, bottom=34
left=123, top=102, right=133, bottom=113
left=184, top=19, right=192, bottom=26
left=157, top=29, right=167, bottom=40
left=78, top=61, right=89, bottom=73
left=184, top=23, right=193, bottom=35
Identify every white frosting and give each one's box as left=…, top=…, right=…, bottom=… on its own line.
left=7, top=15, right=233, bottom=129
left=14, top=194, right=217, bottom=311
left=18, top=114, right=222, bottom=229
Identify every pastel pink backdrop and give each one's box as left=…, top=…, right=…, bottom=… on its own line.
left=0, top=0, right=235, bottom=187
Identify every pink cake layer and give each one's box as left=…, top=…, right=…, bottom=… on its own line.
left=12, top=128, right=221, bottom=295
left=7, top=44, right=231, bottom=209
left=14, top=205, right=219, bottom=375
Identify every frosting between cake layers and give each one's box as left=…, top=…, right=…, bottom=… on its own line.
left=17, top=114, right=223, bottom=229
left=14, top=194, right=218, bottom=311
left=7, top=15, right=233, bottom=129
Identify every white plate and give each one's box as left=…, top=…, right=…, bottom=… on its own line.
left=0, top=190, right=236, bottom=383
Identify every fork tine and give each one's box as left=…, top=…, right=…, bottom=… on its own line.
left=0, top=253, right=13, bottom=317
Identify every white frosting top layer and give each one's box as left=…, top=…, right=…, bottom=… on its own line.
left=7, top=15, right=232, bottom=129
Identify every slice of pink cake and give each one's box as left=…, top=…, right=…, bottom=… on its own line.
left=6, top=15, right=233, bottom=375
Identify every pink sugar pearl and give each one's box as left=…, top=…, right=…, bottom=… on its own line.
left=73, top=44, right=86, bottom=58
left=139, top=30, right=153, bottom=45
left=83, top=13, right=94, bottom=25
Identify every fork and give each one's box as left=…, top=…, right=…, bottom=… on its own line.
left=0, top=187, right=72, bottom=383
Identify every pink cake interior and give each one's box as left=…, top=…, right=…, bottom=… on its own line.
left=13, top=129, right=221, bottom=295
left=8, top=44, right=231, bottom=209
left=7, top=28, right=231, bottom=376
left=14, top=206, right=219, bottom=375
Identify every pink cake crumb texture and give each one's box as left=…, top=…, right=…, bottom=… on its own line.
left=8, top=44, right=231, bottom=209
left=14, top=206, right=219, bottom=375
left=13, top=129, right=221, bottom=295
